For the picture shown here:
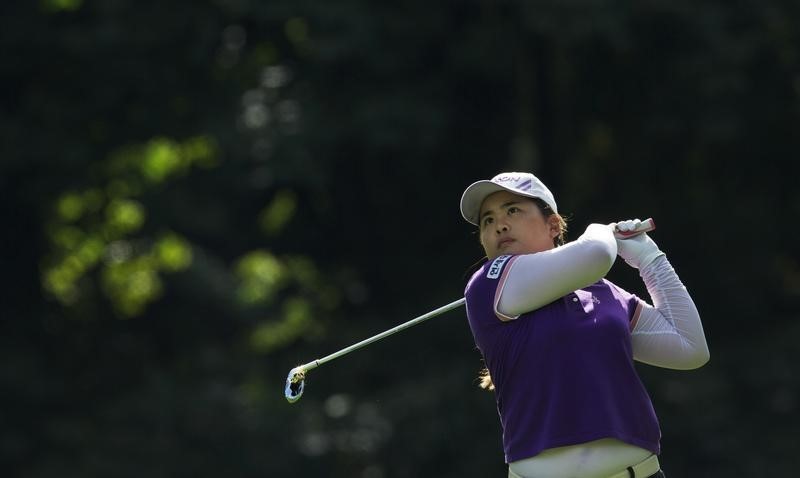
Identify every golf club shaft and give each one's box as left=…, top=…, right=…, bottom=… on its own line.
left=295, top=297, right=467, bottom=372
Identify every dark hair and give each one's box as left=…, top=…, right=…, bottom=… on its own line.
left=530, top=197, right=568, bottom=246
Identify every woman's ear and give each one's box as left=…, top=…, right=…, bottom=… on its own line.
left=548, top=215, right=561, bottom=238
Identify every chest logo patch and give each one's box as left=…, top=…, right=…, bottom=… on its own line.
left=487, top=255, right=512, bottom=279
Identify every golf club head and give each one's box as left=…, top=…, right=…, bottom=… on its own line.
left=285, top=367, right=306, bottom=403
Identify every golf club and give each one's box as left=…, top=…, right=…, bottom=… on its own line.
left=285, top=297, right=466, bottom=403
left=284, top=218, right=656, bottom=403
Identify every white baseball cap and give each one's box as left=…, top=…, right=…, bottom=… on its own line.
left=460, top=172, right=558, bottom=225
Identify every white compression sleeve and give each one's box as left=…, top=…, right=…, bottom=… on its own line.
left=497, top=224, right=617, bottom=318
left=631, top=255, right=710, bottom=369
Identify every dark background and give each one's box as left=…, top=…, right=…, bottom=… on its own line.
left=2, top=1, right=798, bottom=476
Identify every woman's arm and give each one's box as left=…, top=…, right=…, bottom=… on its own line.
left=613, top=220, right=710, bottom=369
left=631, top=255, right=710, bottom=369
left=497, top=223, right=617, bottom=318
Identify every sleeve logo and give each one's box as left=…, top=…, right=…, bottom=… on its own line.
left=487, top=255, right=512, bottom=279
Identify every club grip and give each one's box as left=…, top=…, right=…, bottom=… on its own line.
left=614, top=218, right=655, bottom=238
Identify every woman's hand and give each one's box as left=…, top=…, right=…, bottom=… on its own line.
left=613, top=219, right=665, bottom=270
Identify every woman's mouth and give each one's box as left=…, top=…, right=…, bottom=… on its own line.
left=498, top=238, right=514, bottom=249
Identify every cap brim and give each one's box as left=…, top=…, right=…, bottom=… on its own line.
left=460, top=181, right=512, bottom=225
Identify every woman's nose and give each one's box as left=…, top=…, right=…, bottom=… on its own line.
left=495, top=222, right=509, bottom=233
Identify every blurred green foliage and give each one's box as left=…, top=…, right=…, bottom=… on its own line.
left=41, top=135, right=216, bottom=316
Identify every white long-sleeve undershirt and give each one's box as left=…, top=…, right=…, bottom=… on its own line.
left=631, top=255, right=710, bottom=369
left=497, top=223, right=617, bottom=317
left=495, top=225, right=709, bottom=370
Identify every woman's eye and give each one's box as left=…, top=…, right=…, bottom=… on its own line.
left=482, top=217, right=494, bottom=226
left=508, top=207, right=519, bottom=214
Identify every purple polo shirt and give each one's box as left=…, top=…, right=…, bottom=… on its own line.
left=465, top=254, right=661, bottom=463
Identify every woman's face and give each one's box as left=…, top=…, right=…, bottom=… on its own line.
left=478, top=190, right=558, bottom=260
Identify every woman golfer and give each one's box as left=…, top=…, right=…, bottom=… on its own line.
left=460, top=172, right=709, bottom=478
